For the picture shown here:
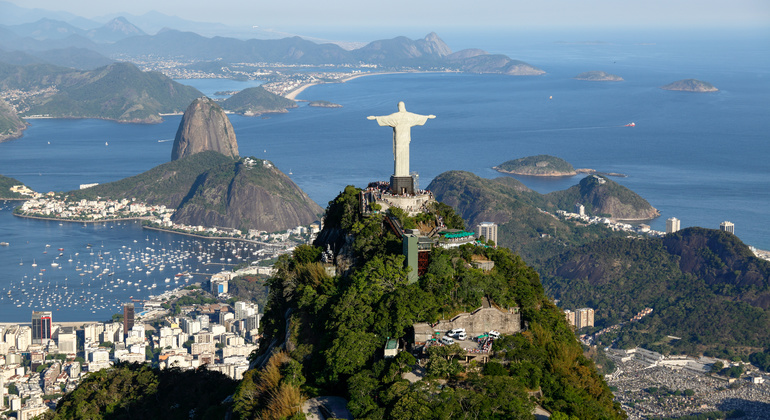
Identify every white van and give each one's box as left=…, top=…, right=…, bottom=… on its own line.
left=440, top=336, right=455, bottom=345
left=455, top=332, right=467, bottom=341
left=488, top=330, right=501, bottom=339
left=448, top=328, right=465, bottom=336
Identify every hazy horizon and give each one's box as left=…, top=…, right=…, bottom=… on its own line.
left=2, top=0, right=769, bottom=43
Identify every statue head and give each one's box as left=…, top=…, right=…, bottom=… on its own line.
left=398, top=101, right=406, bottom=112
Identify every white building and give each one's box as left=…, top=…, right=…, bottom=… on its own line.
left=575, top=308, right=595, bottom=329
left=720, top=221, right=735, bottom=234
left=477, top=222, right=498, bottom=245
left=666, top=217, right=681, bottom=234
left=575, top=203, right=585, bottom=216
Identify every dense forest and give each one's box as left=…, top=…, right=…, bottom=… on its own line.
left=235, top=185, right=624, bottom=419
left=42, top=363, right=237, bottom=419
left=429, top=170, right=770, bottom=355
left=541, top=228, right=770, bottom=354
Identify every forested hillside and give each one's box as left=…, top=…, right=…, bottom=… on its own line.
left=234, top=186, right=624, bottom=419
left=0, top=61, right=202, bottom=123
left=541, top=228, right=770, bottom=354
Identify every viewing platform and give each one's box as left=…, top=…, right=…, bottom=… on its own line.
left=360, top=181, right=436, bottom=217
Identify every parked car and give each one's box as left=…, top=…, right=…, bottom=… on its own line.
left=448, top=328, right=466, bottom=336
left=440, top=336, right=455, bottom=345
left=488, top=330, right=501, bottom=339
left=455, top=332, right=467, bottom=341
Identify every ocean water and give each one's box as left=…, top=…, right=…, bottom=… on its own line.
left=0, top=31, right=768, bottom=320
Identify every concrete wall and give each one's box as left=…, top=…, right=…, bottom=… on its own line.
left=414, top=306, right=521, bottom=343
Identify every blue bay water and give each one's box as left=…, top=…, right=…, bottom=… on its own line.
left=0, top=31, right=768, bottom=320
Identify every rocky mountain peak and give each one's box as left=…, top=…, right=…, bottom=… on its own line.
left=419, top=32, right=452, bottom=57
left=171, top=97, right=239, bottom=161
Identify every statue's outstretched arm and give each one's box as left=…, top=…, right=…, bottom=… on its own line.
left=367, top=116, right=377, bottom=120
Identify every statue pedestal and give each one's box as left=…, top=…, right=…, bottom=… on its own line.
left=390, top=176, right=414, bottom=195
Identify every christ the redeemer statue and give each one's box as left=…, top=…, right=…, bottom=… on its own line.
left=367, top=101, right=435, bottom=182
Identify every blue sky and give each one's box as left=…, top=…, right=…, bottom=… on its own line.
left=5, top=0, right=769, bottom=31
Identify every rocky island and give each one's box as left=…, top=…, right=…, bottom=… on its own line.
left=574, top=71, right=624, bottom=81
left=308, top=100, right=342, bottom=108
left=494, top=155, right=577, bottom=176
left=221, top=86, right=297, bottom=116
left=661, top=79, right=718, bottom=92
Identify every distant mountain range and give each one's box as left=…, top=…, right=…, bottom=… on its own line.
left=0, top=10, right=545, bottom=75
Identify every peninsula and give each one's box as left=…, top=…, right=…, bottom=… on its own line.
left=661, top=79, right=718, bottom=92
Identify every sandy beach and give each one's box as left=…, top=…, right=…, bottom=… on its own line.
left=283, top=71, right=408, bottom=100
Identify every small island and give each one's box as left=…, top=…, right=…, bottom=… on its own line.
left=574, top=71, right=624, bottom=82
left=661, top=79, right=718, bottom=92
left=308, top=100, right=342, bottom=108
left=494, top=155, right=577, bottom=176
left=221, top=86, right=297, bottom=116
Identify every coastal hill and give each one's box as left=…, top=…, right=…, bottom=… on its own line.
left=0, top=61, right=202, bottom=123
left=0, top=174, right=28, bottom=199
left=494, top=155, right=577, bottom=176
left=429, top=170, right=769, bottom=354
left=171, top=97, right=238, bottom=161
left=241, top=186, right=624, bottom=419
left=574, top=71, right=623, bottom=81
left=546, top=174, right=660, bottom=220
left=221, top=86, right=297, bottom=116
left=541, top=228, right=770, bottom=354
left=661, top=79, right=718, bottom=92
left=426, top=171, right=626, bottom=263
left=0, top=98, right=26, bottom=142
left=447, top=50, right=545, bottom=75
left=428, top=170, right=657, bottom=245
left=69, top=151, right=322, bottom=232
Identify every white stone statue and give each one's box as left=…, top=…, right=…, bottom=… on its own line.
left=367, top=101, right=435, bottom=177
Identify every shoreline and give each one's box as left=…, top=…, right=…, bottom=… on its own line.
left=493, top=167, right=627, bottom=178
left=11, top=212, right=290, bottom=248
left=493, top=166, right=577, bottom=177
left=142, top=224, right=284, bottom=248
left=142, top=224, right=252, bottom=243
left=284, top=71, right=440, bottom=100
left=13, top=213, right=148, bottom=223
